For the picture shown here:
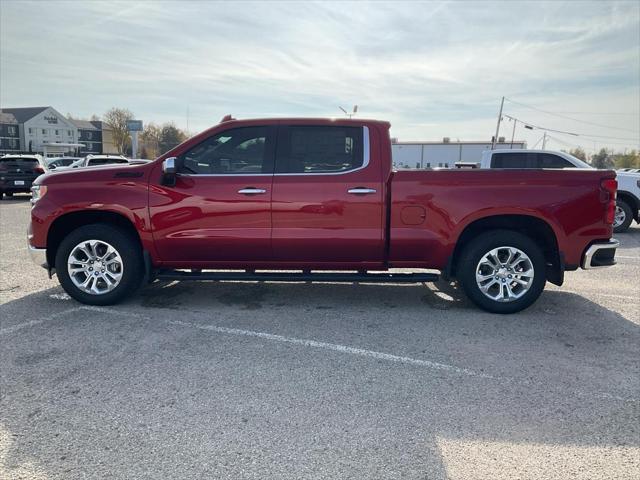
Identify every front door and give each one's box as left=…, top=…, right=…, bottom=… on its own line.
left=271, top=124, right=384, bottom=265
left=149, top=125, right=276, bottom=265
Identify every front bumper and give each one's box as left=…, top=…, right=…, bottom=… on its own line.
left=28, top=244, right=48, bottom=269
left=581, top=239, right=619, bottom=269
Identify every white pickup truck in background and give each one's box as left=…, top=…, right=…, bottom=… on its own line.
left=477, top=149, right=640, bottom=233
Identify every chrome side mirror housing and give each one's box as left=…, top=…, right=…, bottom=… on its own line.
left=162, top=157, right=177, bottom=186
left=163, top=157, right=176, bottom=174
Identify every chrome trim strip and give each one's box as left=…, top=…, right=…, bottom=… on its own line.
left=177, top=126, right=371, bottom=178
left=28, top=244, right=48, bottom=269
left=582, top=239, right=619, bottom=269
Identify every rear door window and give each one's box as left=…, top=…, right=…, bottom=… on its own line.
left=275, top=126, right=363, bottom=173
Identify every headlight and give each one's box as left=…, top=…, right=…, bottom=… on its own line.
left=30, top=185, right=48, bottom=204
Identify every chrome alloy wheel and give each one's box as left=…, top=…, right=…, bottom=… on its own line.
left=67, top=239, right=124, bottom=295
left=475, top=246, right=534, bottom=303
left=613, top=205, right=626, bottom=228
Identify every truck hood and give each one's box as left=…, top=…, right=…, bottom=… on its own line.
left=35, top=162, right=152, bottom=186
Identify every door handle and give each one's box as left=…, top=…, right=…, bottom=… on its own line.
left=238, top=188, right=267, bottom=195
left=347, top=187, right=377, bottom=195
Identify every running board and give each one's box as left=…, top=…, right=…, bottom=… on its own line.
left=155, top=270, right=439, bottom=283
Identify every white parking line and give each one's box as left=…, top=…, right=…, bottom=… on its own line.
left=76, top=305, right=489, bottom=378
left=0, top=307, right=83, bottom=336
left=169, top=319, right=491, bottom=378
left=560, top=290, right=640, bottom=301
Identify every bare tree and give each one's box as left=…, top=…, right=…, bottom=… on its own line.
left=568, top=147, right=587, bottom=162
left=103, top=108, right=134, bottom=154
left=159, top=123, right=188, bottom=154
left=590, top=148, right=613, bottom=169
left=140, top=123, right=162, bottom=159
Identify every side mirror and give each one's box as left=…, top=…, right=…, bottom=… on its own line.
left=162, top=157, right=177, bottom=186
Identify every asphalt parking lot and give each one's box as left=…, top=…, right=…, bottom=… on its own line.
left=1, top=194, right=639, bottom=479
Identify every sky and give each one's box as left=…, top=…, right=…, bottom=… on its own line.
left=1, top=0, right=639, bottom=154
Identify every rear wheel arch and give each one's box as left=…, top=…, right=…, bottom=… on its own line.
left=448, top=214, right=563, bottom=285
left=47, top=210, right=143, bottom=269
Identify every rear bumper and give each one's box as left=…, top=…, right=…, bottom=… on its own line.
left=0, top=176, right=37, bottom=192
left=581, top=239, right=619, bottom=269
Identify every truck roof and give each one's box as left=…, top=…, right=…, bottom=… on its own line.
left=215, top=117, right=391, bottom=128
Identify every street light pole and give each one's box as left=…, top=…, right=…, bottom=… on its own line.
left=510, top=118, right=517, bottom=149
left=492, top=96, right=505, bottom=150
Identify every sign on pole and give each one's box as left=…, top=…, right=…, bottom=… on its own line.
left=127, top=120, right=143, bottom=131
left=127, top=120, right=143, bottom=158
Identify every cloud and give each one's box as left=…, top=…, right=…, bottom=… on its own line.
left=1, top=0, right=638, bottom=151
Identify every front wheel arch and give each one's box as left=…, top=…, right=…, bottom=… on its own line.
left=47, top=210, right=143, bottom=270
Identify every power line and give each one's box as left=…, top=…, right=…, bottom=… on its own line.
left=552, top=111, right=640, bottom=116
left=504, top=97, right=640, bottom=134
left=502, top=113, right=640, bottom=142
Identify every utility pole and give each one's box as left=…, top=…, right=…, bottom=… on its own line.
left=492, top=96, right=504, bottom=150
left=542, top=131, right=547, bottom=149
left=510, top=118, right=517, bottom=149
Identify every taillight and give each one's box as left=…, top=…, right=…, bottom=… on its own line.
left=34, top=166, right=45, bottom=174
left=600, top=178, right=617, bottom=225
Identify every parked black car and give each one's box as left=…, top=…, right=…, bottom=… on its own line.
left=0, top=154, right=46, bottom=199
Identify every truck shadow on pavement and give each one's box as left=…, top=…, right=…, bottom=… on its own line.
left=0, top=284, right=638, bottom=479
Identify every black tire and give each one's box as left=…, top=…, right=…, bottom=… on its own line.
left=55, top=224, right=144, bottom=305
left=457, top=230, right=546, bottom=314
left=0, top=191, right=3, bottom=200
left=613, top=199, right=633, bottom=233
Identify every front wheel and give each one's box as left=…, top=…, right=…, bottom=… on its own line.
left=457, top=230, right=546, bottom=314
left=55, top=224, right=143, bottom=305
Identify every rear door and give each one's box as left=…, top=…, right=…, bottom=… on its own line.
left=271, top=124, right=384, bottom=264
left=148, top=125, right=276, bottom=264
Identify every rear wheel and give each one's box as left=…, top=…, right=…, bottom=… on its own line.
left=457, top=230, right=546, bottom=314
left=613, top=200, right=633, bottom=233
left=55, top=224, right=143, bottom=305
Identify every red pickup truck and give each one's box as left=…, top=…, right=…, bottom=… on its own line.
left=28, top=117, right=619, bottom=313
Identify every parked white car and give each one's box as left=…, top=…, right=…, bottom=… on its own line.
left=475, top=149, right=640, bottom=233
left=66, top=154, right=130, bottom=169
left=46, top=157, right=83, bottom=170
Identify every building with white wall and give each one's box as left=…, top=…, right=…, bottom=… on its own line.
left=1, top=106, right=80, bottom=155
left=392, top=139, right=527, bottom=169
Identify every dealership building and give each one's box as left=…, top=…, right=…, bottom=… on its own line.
left=392, top=138, right=526, bottom=169
left=0, top=106, right=117, bottom=156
